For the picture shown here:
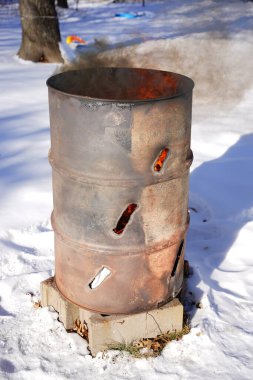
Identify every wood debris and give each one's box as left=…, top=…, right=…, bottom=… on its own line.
left=33, top=300, right=42, bottom=309
left=26, top=292, right=42, bottom=309
left=110, top=325, right=190, bottom=357
left=73, top=319, right=89, bottom=341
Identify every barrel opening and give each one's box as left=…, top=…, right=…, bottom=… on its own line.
left=153, top=148, right=169, bottom=173
left=47, top=68, right=194, bottom=102
left=171, top=240, right=184, bottom=277
left=113, top=203, right=138, bottom=235
left=89, top=267, right=111, bottom=289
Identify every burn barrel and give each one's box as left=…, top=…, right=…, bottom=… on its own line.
left=47, top=68, right=194, bottom=314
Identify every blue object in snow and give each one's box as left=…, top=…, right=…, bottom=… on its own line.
left=115, top=12, right=145, bottom=19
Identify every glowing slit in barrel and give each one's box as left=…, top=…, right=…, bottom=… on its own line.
left=113, top=203, right=138, bottom=235
left=153, top=148, right=169, bottom=172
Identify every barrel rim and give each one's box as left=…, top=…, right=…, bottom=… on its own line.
left=46, top=67, right=195, bottom=103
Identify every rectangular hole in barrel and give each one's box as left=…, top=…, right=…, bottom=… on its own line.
left=89, top=267, right=111, bottom=289
left=113, top=203, right=138, bottom=235
left=171, top=240, right=184, bottom=277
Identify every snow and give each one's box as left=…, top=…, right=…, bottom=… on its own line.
left=1, top=0, right=253, bottom=379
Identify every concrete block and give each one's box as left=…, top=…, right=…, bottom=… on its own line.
left=41, top=277, right=183, bottom=356
left=41, top=277, right=79, bottom=330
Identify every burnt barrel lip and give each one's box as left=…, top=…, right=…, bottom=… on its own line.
left=46, top=67, right=194, bottom=103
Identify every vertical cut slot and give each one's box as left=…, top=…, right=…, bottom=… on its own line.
left=153, top=148, right=169, bottom=172
left=113, top=203, right=138, bottom=235
left=89, top=267, right=111, bottom=289
left=171, top=240, right=184, bottom=277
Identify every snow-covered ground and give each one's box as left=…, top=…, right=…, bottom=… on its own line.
left=0, top=0, right=253, bottom=378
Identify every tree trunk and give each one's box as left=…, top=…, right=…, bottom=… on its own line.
left=57, top=0, right=68, bottom=8
left=18, top=0, right=63, bottom=63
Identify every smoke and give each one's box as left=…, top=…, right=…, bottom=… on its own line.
left=58, top=32, right=253, bottom=110
left=59, top=38, right=133, bottom=73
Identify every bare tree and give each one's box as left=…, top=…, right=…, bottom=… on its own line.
left=18, top=0, right=63, bottom=63
left=57, top=0, right=68, bottom=8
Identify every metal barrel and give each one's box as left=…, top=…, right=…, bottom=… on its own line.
left=47, top=67, right=194, bottom=314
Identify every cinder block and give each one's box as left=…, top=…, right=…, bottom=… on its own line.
left=40, top=277, right=79, bottom=330
left=41, top=277, right=183, bottom=356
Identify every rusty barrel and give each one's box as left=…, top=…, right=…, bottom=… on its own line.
left=47, top=68, right=194, bottom=314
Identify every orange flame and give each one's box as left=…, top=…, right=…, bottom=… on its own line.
left=113, top=203, right=138, bottom=235
left=126, top=70, right=178, bottom=100
left=154, top=148, right=169, bottom=172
